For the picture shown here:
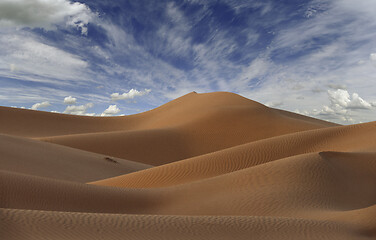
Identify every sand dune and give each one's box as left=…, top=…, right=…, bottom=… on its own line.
left=2, top=152, right=376, bottom=216
left=91, top=122, right=376, bottom=187
left=0, top=92, right=335, bottom=139
left=1, top=208, right=364, bottom=240
left=38, top=92, right=338, bottom=165
left=1, top=92, right=375, bottom=239
left=0, top=134, right=150, bottom=182
left=1, top=152, right=376, bottom=239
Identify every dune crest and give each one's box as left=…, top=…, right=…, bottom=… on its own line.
left=38, top=92, right=338, bottom=165
left=1, top=92, right=375, bottom=239
left=90, top=122, right=376, bottom=188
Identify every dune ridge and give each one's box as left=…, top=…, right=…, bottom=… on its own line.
left=1, top=92, right=375, bottom=239
left=0, top=92, right=335, bottom=139
left=2, top=152, right=376, bottom=216
left=90, top=122, right=376, bottom=187
left=37, top=92, right=338, bottom=165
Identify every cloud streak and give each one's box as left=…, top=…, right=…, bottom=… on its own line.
left=0, top=33, right=91, bottom=85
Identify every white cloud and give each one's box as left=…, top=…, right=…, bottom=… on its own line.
left=157, top=2, right=192, bottom=57
left=63, top=103, right=94, bottom=115
left=237, top=0, right=376, bottom=124
left=111, top=89, right=151, bottom=101
left=0, top=0, right=94, bottom=35
left=0, top=34, right=90, bottom=85
left=235, top=57, right=271, bottom=90
left=63, top=96, right=77, bottom=105
left=336, top=0, right=376, bottom=21
left=31, top=101, right=50, bottom=110
left=328, top=89, right=372, bottom=110
left=101, top=105, right=120, bottom=116
left=302, top=89, right=374, bottom=124
left=1, top=1, right=375, bottom=124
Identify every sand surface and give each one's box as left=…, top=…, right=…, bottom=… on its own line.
left=1, top=92, right=375, bottom=239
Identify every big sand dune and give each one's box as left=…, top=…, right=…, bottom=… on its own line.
left=1, top=92, right=375, bottom=239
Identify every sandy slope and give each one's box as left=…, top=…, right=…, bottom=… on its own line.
left=90, top=122, right=376, bottom=187
left=2, top=152, right=376, bottom=216
left=1, top=152, right=376, bottom=239
left=1, top=208, right=365, bottom=240
left=0, top=134, right=150, bottom=182
left=37, top=92, right=338, bottom=165
left=0, top=92, right=335, bottom=139
left=1, top=91, right=375, bottom=240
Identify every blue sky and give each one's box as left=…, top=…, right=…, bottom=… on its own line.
left=0, top=0, right=375, bottom=123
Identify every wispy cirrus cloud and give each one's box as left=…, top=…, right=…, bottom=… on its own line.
left=232, top=0, right=376, bottom=123
left=0, top=33, right=91, bottom=85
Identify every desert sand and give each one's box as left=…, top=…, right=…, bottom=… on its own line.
left=1, top=92, right=375, bottom=240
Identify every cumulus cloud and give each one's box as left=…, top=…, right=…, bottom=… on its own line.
left=328, top=89, right=372, bottom=110
left=302, top=89, right=375, bottom=124
left=111, top=89, right=151, bottom=101
left=306, top=106, right=355, bottom=124
left=101, top=105, right=120, bottom=116
left=0, top=0, right=94, bottom=34
left=63, top=103, right=94, bottom=115
left=31, top=101, right=50, bottom=110
left=63, top=96, right=77, bottom=105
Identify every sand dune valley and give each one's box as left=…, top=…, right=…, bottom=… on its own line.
left=1, top=91, right=376, bottom=240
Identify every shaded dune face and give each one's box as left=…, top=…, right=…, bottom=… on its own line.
left=0, top=134, right=151, bottom=182
left=0, top=92, right=375, bottom=240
